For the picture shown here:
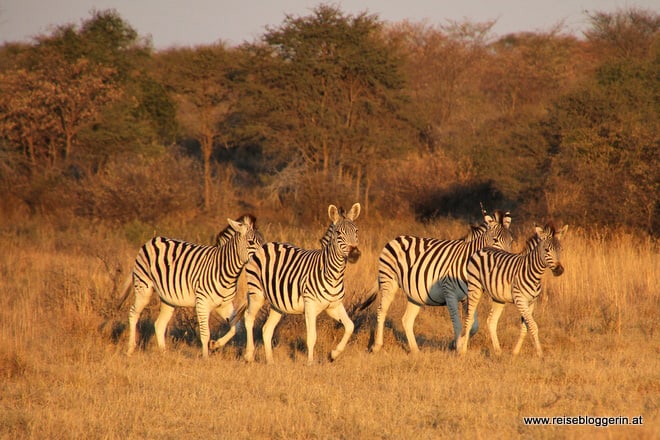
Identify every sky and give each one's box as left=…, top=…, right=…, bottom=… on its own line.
left=1, top=0, right=658, bottom=49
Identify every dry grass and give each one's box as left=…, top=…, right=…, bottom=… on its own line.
left=1, top=216, right=658, bottom=439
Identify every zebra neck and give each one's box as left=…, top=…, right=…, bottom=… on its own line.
left=215, top=242, right=244, bottom=283
left=320, top=242, right=348, bottom=284
left=525, top=246, right=548, bottom=281
left=462, top=232, right=490, bottom=253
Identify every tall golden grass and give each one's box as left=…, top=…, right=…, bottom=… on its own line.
left=1, top=216, right=658, bottom=439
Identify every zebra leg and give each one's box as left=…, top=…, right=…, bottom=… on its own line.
left=401, top=301, right=422, bottom=355
left=195, top=299, right=214, bottom=358
left=487, top=302, right=505, bottom=356
left=304, top=301, right=324, bottom=365
left=261, top=309, right=283, bottom=365
left=126, top=282, right=152, bottom=355
left=512, top=318, right=528, bottom=356
left=456, top=284, right=482, bottom=355
left=372, top=278, right=398, bottom=353
left=209, top=302, right=236, bottom=350
left=513, top=301, right=542, bottom=357
left=325, top=302, right=355, bottom=361
left=446, top=294, right=462, bottom=350
left=243, top=292, right=265, bottom=363
left=154, top=302, right=175, bottom=353
left=466, top=301, right=480, bottom=337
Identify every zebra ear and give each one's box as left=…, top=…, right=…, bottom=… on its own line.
left=347, top=203, right=361, bottom=221
left=328, top=205, right=340, bottom=223
left=227, top=218, right=246, bottom=233
left=503, top=212, right=512, bottom=229
left=534, top=224, right=544, bottom=237
left=556, top=225, right=569, bottom=238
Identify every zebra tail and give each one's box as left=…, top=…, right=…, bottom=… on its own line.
left=357, top=281, right=379, bottom=311
left=229, top=302, right=248, bottom=327
left=116, top=276, right=133, bottom=311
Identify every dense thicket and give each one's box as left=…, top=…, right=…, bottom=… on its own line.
left=0, top=5, right=657, bottom=233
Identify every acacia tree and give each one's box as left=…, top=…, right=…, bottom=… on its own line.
left=240, top=4, right=411, bottom=215
left=155, top=44, right=241, bottom=212
left=0, top=52, right=120, bottom=169
left=543, top=8, right=659, bottom=233
left=0, top=9, right=166, bottom=171
left=0, top=68, right=54, bottom=168
left=391, top=20, right=493, bottom=152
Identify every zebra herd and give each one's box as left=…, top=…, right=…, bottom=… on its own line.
left=121, top=203, right=568, bottom=363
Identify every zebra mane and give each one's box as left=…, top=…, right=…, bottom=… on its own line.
left=464, top=209, right=509, bottom=243
left=319, top=222, right=335, bottom=247
left=521, top=233, right=542, bottom=255
left=464, top=223, right=489, bottom=243
left=214, top=213, right=257, bottom=247
left=522, top=222, right=561, bottom=254
left=544, top=222, right=557, bottom=235
left=536, top=222, right=557, bottom=239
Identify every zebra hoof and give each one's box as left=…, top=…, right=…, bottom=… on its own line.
left=370, top=344, right=382, bottom=353
left=330, top=349, right=342, bottom=361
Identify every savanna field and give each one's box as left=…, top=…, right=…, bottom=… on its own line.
left=0, top=7, right=658, bottom=438
left=1, top=213, right=657, bottom=439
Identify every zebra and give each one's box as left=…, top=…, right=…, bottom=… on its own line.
left=456, top=223, right=568, bottom=357
left=243, top=203, right=361, bottom=365
left=122, top=214, right=263, bottom=358
left=371, top=209, right=513, bottom=354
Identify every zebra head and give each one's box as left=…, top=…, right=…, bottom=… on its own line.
left=534, top=223, right=568, bottom=276
left=483, top=209, right=514, bottom=251
left=226, top=214, right=264, bottom=263
left=328, top=203, right=361, bottom=264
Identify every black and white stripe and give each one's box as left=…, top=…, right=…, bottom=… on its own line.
left=243, top=203, right=361, bottom=365
left=372, top=209, right=513, bottom=353
left=457, top=223, right=568, bottom=357
left=124, top=214, right=263, bottom=357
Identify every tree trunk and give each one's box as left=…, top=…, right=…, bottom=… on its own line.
left=202, top=136, right=213, bottom=212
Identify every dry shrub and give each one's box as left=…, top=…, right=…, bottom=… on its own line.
left=75, top=149, right=204, bottom=223
left=262, top=164, right=358, bottom=224
left=373, top=151, right=486, bottom=220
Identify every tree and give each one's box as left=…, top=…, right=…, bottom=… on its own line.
left=584, top=7, right=660, bottom=60
left=0, top=53, right=120, bottom=168
left=390, top=20, right=493, bottom=152
left=241, top=4, right=411, bottom=215
left=543, top=8, right=660, bottom=233
left=155, top=44, right=241, bottom=212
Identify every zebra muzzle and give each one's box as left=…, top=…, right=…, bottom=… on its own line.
left=551, top=264, right=564, bottom=276
left=347, top=247, right=361, bottom=264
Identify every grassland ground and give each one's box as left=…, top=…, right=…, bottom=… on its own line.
left=1, top=217, right=658, bottom=439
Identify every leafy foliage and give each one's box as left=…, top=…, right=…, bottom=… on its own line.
left=0, top=6, right=657, bottom=234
